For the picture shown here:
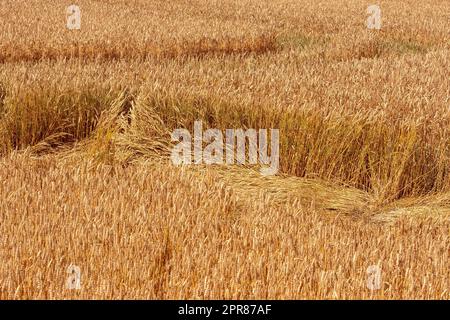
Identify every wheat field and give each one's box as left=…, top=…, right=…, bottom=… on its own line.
left=0, top=0, right=449, bottom=299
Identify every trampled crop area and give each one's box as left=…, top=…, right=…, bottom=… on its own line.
left=0, top=0, right=449, bottom=299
